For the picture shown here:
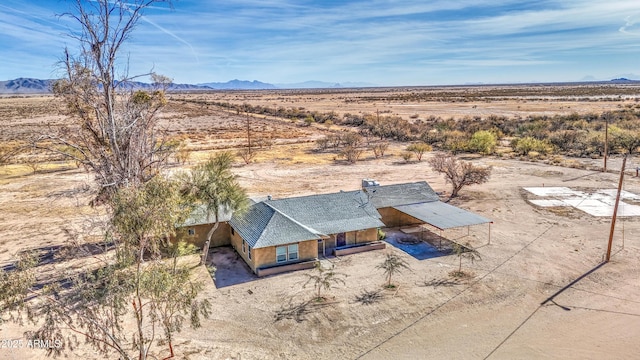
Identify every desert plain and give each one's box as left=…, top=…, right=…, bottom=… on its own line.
left=1, top=84, right=640, bottom=359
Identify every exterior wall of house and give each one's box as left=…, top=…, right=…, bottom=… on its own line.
left=173, top=222, right=231, bottom=248
left=345, top=228, right=378, bottom=244
left=378, top=207, right=424, bottom=228
left=230, top=227, right=255, bottom=271
left=230, top=226, right=318, bottom=274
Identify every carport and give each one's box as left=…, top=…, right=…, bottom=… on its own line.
left=393, top=201, right=493, bottom=244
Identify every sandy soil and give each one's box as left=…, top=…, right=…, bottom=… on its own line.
left=1, top=155, right=639, bottom=359
left=1, top=88, right=640, bottom=359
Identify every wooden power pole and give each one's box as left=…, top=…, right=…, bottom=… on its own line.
left=605, top=155, right=627, bottom=262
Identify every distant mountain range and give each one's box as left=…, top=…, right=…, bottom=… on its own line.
left=2, top=77, right=638, bottom=95
left=0, top=77, right=377, bottom=94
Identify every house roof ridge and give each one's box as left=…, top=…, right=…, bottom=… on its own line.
left=262, top=201, right=328, bottom=238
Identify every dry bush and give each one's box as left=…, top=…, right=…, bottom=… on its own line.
left=341, top=133, right=363, bottom=148
left=371, top=142, right=389, bottom=158
left=339, top=146, right=364, bottom=164
left=237, top=147, right=256, bottom=164
left=406, top=142, right=432, bottom=161
left=316, top=137, right=330, bottom=151
left=401, top=151, right=414, bottom=163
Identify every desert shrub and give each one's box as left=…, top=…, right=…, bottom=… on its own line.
left=327, top=134, right=342, bottom=149
left=609, top=126, right=640, bottom=154
left=340, top=146, right=364, bottom=164
left=442, top=131, right=469, bottom=154
left=371, top=142, right=389, bottom=158
left=511, top=136, right=553, bottom=155
left=237, top=147, right=256, bottom=164
left=303, top=115, right=315, bottom=126
left=377, top=228, right=386, bottom=240
left=406, top=142, right=432, bottom=161
left=467, top=130, right=497, bottom=155
left=342, top=132, right=363, bottom=148
left=316, top=137, right=330, bottom=151
left=401, top=151, right=414, bottom=163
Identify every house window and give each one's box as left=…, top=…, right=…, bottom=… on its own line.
left=248, top=245, right=252, bottom=260
left=188, top=228, right=195, bottom=236
left=276, top=246, right=287, bottom=262
left=288, top=244, right=298, bottom=261
left=276, top=244, right=298, bottom=263
left=242, top=239, right=246, bottom=253
left=231, top=227, right=235, bottom=235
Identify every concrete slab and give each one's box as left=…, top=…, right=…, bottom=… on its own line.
left=524, top=187, right=640, bottom=217
left=529, top=199, right=568, bottom=207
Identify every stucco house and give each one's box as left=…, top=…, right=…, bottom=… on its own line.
left=228, top=190, right=385, bottom=276
left=176, top=180, right=490, bottom=277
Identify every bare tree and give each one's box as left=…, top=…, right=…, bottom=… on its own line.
left=9, top=2, right=213, bottom=359
left=428, top=153, right=491, bottom=198
left=42, top=0, right=176, bottom=203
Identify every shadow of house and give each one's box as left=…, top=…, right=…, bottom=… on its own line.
left=209, top=247, right=258, bottom=288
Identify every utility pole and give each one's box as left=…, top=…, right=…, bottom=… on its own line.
left=605, top=155, right=626, bottom=262
left=604, top=113, right=609, bottom=172
left=246, top=112, right=252, bottom=154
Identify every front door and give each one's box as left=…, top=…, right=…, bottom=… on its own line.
left=336, top=232, right=346, bottom=247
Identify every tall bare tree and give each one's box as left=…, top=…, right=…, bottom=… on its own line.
left=9, top=2, right=213, bottom=359
left=428, top=152, right=492, bottom=199
left=43, top=0, right=175, bottom=203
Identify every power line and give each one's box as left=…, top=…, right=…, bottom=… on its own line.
left=355, top=225, right=554, bottom=359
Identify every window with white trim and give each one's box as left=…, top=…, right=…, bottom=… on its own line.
left=242, top=239, right=246, bottom=253
left=188, top=228, right=195, bottom=236
left=276, top=244, right=298, bottom=263
left=248, top=245, right=252, bottom=260
left=288, top=244, right=298, bottom=261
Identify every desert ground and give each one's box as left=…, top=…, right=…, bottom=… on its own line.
left=1, top=85, right=639, bottom=359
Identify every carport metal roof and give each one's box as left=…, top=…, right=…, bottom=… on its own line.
left=393, top=201, right=491, bottom=230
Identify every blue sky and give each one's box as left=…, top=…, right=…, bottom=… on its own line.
left=1, top=0, right=640, bottom=86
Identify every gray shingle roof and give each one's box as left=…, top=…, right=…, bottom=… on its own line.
left=230, top=190, right=385, bottom=249
left=363, top=181, right=439, bottom=208
left=266, top=190, right=384, bottom=235
left=229, top=202, right=319, bottom=248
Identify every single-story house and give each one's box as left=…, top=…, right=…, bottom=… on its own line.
left=229, top=190, right=385, bottom=276
left=176, top=180, right=491, bottom=277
